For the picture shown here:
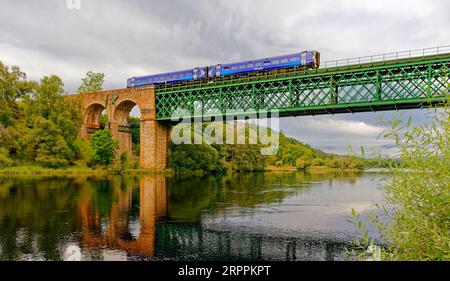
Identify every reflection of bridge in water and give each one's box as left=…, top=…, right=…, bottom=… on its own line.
left=155, top=223, right=350, bottom=261
left=78, top=176, right=167, bottom=259
left=77, top=175, right=352, bottom=261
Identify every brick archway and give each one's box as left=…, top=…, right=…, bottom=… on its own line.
left=83, top=102, right=105, bottom=137
left=110, top=99, right=140, bottom=157
left=80, top=86, right=171, bottom=169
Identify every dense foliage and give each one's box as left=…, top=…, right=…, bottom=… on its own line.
left=351, top=100, right=450, bottom=261
left=169, top=122, right=366, bottom=174
left=90, top=130, right=119, bottom=166
left=0, top=60, right=104, bottom=168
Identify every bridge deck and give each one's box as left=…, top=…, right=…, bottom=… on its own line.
left=154, top=51, right=450, bottom=121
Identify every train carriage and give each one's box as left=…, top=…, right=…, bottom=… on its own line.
left=208, top=51, right=320, bottom=78
left=127, top=50, right=320, bottom=88
left=127, top=67, right=207, bottom=87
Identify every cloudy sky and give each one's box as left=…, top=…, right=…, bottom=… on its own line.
left=1, top=0, right=448, bottom=156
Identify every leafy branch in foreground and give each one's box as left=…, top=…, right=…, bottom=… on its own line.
left=349, top=97, right=450, bottom=261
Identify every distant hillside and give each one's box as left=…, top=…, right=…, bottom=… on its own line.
left=168, top=122, right=365, bottom=175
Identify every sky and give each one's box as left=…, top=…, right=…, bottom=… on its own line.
left=0, top=0, right=448, bottom=156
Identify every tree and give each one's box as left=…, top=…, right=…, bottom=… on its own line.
left=0, top=61, right=35, bottom=103
left=296, top=156, right=311, bottom=170
left=90, top=130, right=119, bottom=166
left=27, top=117, right=72, bottom=167
left=0, top=61, right=35, bottom=127
left=77, top=71, right=105, bottom=94
left=169, top=144, right=220, bottom=174
left=24, top=75, right=82, bottom=166
left=0, top=147, right=13, bottom=167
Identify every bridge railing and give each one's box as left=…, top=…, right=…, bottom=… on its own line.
left=321, top=45, right=450, bottom=69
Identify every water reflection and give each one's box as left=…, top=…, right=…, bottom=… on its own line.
left=0, top=171, right=380, bottom=261
left=77, top=176, right=167, bottom=260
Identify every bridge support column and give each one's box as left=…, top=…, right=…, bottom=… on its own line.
left=140, top=102, right=171, bottom=170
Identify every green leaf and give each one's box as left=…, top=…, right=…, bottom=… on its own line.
left=407, top=116, right=412, bottom=128
left=392, top=119, right=401, bottom=130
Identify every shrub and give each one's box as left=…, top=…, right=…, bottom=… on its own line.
left=296, top=156, right=311, bottom=170
left=0, top=148, right=13, bottom=167
left=351, top=101, right=450, bottom=261
left=90, top=130, right=119, bottom=166
left=28, top=117, right=72, bottom=168
left=169, top=144, right=220, bottom=174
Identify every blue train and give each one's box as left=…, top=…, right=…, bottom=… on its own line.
left=127, top=50, right=320, bottom=88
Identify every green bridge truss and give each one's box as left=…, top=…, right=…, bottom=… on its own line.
left=155, top=50, right=450, bottom=121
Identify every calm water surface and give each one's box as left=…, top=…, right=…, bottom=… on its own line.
left=0, top=172, right=385, bottom=261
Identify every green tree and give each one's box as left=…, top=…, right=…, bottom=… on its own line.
left=169, top=144, right=220, bottom=174
left=27, top=117, right=72, bottom=167
left=77, top=71, right=105, bottom=94
left=0, top=61, right=35, bottom=127
left=0, top=61, right=35, bottom=160
left=90, top=130, right=119, bottom=166
left=222, top=144, right=265, bottom=172
left=296, top=156, right=311, bottom=170
left=23, top=75, right=82, bottom=166
left=0, top=147, right=13, bottom=167
left=27, top=75, right=82, bottom=145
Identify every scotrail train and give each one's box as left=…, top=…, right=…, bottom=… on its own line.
left=126, top=50, right=321, bottom=88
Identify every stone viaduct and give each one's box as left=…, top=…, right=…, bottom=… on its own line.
left=80, top=86, right=171, bottom=169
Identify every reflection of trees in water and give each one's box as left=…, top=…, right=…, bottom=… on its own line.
left=0, top=176, right=167, bottom=260
left=155, top=223, right=351, bottom=261
left=0, top=177, right=80, bottom=260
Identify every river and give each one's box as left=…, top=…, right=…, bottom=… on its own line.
left=0, top=171, right=385, bottom=261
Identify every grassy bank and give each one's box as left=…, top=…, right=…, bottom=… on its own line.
left=264, top=165, right=365, bottom=173
left=0, top=165, right=173, bottom=176
left=0, top=164, right=365, bottom=177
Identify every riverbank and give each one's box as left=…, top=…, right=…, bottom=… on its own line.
left=265, top=165, right=365, bottom=173
left=0, top=165, right=174, bottom=176
left=0, top=164, right=365, bottom=176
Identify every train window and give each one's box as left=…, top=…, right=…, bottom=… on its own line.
left=239, top=65, right=246, bottom=69
left=256, top=62, right=263, bottom=67
left=290, top=57, right=300, bottom=62
left=281, top=59, right=289, bottom=63
left=231, top=66, right=238, bottom=70
left=272, top=60, right=280, bottom=65
left=248, top=63, right=254, bottom=68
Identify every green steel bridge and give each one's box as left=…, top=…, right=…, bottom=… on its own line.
left=155, top=46, right=450, bottom=122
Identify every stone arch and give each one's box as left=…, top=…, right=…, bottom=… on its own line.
left=82, top=102, right=106, bottom=138
left=112, top=99, right=140, bottom=124
left=111, top=99, right=142, bottom=157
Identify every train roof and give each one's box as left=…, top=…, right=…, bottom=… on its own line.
left=129, top=50, right=319, bottom=79
left=129, top=67, right=200, bottom=80
left=211, top=51, right=317, bottom=67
